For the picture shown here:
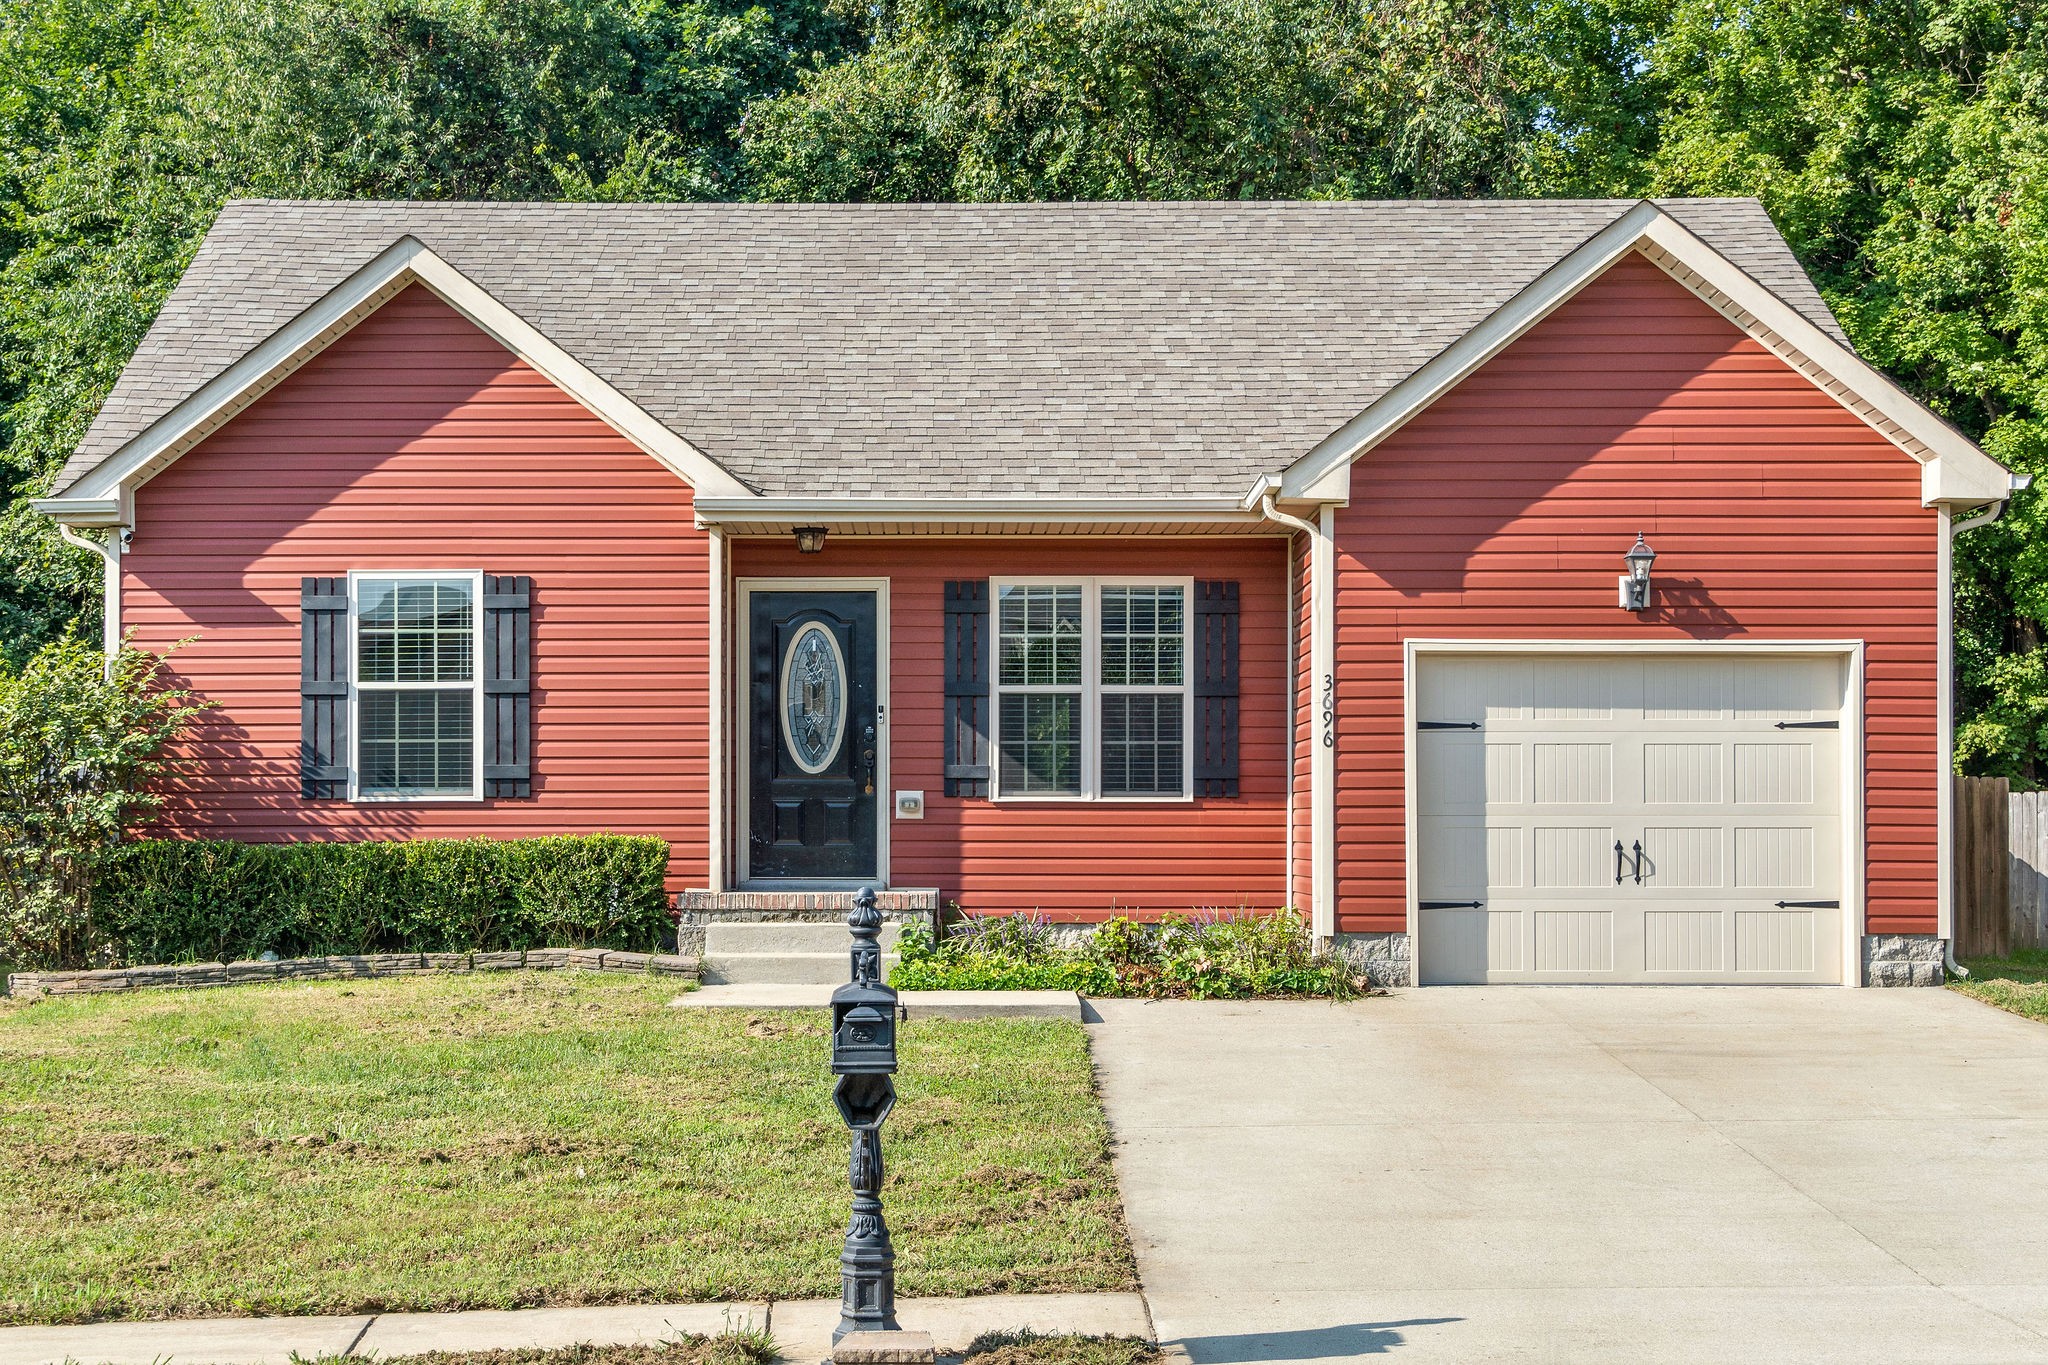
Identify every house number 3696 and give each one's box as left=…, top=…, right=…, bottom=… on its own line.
left=1320, top=673, right=1335, bottom=748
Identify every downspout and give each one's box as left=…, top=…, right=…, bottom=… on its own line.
left=1940, top=493, right=2017, bottom=980
left=1257, top=489, right=1335, bottom=945
left=57, top=523, right=123, bottom=662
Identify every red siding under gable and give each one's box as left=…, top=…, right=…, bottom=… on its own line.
left=123, top=284, right=711, bottom=886
left=731, top=537, right=1292, bottom=916
left=1333, top=252, right=1940, bottom=937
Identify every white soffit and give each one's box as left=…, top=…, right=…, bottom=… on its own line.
left=1279, top=202, right=2018, bottom=508
left=52, top=236, right=753, bottom=514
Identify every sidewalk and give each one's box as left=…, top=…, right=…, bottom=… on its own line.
left=0, top=1292, right=1152, bottom=1365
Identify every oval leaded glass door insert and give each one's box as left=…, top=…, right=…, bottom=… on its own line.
left=780, top=624, right=848, bottom=774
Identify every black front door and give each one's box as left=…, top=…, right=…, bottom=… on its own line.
left=748, top=590, right=879, bottom=881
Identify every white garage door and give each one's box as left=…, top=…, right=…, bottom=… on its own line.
left=1415, top=653, right=1846, bottom=985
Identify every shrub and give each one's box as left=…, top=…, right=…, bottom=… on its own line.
left=0, top=637, right=209, bottom=971
left=891, top=907, right=1360, bottom=1000
left=91, top=834, right=672, bottom=965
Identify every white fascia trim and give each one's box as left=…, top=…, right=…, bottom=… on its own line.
left=1280, top=202, right=2016, bottom=507
left=32, top=496, right=126, bottom=528
left=60, top=237, right=752, bottom=507
left=694, top=496, right=1260, bottom=527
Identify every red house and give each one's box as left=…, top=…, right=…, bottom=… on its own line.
left=36, top=199, right=2021, bottom=987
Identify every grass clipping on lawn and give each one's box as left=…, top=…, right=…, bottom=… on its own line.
left=0, top=972, right=1135, bottom=1324
left=1952, top=948, right=2048, bottom=1022
left=312, top=1331, right=1161, bottom=1365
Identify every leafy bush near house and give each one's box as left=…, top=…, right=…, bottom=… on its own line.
left=90, top=834, right=671, bottom=966
left=892, top=909, right=1360, bottom=1000
left=0, top=637, right=209, bottom=971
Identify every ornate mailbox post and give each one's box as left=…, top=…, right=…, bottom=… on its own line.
left=830, top=887, right=900, bottom=1344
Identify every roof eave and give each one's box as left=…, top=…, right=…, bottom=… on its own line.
left=1278, top=202, right=2017, bottom=508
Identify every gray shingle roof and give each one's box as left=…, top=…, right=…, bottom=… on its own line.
left=54, top=198, right=1847, bottom=500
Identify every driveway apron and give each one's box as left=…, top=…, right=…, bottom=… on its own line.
left=1089, top=988, right=2048, bottom=1364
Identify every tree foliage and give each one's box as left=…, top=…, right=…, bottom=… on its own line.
left=2, top=0, right=2048, bottom=773
left=0, top=636, right=207, bottom=970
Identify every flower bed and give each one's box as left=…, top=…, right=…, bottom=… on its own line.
left=890, top=909, right=1362, bottom=999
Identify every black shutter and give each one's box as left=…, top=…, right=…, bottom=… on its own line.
left=1194, top=580, right=1239, bottom=798
left=944, top=580, right=991, bottom=798
left=300, top=577, right=350, bottom=800
left=482, top=575, right=533, bottom=798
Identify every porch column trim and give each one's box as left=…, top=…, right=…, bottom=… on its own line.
left=1312, top=504, right=1338, bottom=942
left=708, top=526, right=728, bottom=891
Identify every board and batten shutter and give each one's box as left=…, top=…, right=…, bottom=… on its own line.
left=944, top=580, right=991, bottom=798
left=482, top=574, right=534, bottom=799
left=1193, top=580, right=1240, bottom=798
left=299, top=577, right=350, bottom=800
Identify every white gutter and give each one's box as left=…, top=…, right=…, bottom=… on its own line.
left=1939, top=488, right=2022, bottom=980
left=692, top=496, right=1263, bottom=528
left=57, top=523, right=123, bottom=660
left=1253, top=483, right=1337, bottom=944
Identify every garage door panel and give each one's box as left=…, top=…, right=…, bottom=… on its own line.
left=1415, top=652, right=1845, bottom=985
left=1638, top=826, right=1723, bottom=888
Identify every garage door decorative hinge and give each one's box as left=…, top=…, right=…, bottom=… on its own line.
left=1773, top=720, right=1839, bottom=729
left=1417, top=720, right=1481, bottom=730
left=1773, top=899, right=1840, bottom=909
left=1419, top=900, right=1485, bottom=909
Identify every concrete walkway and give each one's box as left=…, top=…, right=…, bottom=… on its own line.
left=1090, top=988, right=2048, bottom=1364
left=0, top=1293, right=1152, bottom=1365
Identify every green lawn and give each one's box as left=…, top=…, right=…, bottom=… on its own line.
left=1951, top=948, right=2048, bottom=1023
left=0, top=972, right=1134, bottom=1325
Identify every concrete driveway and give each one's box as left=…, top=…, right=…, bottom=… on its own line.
left=1090, top=988, right=2048, bottom=1364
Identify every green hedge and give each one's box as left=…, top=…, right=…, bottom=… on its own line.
left=93, top=835, right=672, bottom=965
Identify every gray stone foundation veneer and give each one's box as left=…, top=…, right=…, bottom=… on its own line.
left=1862, top=933, right=1948, bottom=987
left=1331, top=931, right=1414, bottom=988
left=6, top=947, right=698, bottom=999
left=676, top=889, right=938, bottom=957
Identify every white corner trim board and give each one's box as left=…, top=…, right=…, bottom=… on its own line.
left=41, top=236, right=753, bottom=518
left=1279, top=201, right=2018, bottom=508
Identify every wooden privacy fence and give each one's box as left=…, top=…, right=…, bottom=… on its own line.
left=1954, top=776, right=2048, bottom=957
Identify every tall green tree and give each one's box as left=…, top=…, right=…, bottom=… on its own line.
left=743, top=0, right=1544, bottom=201
left=0, top=0, right=856, bottom=662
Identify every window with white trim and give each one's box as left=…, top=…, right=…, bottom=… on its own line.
left=992, top=579, right=1191, bottom=800
left=351, top=572, right=482, bottom=799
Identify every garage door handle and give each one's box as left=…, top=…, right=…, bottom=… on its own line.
left=1633, top=839, right=1645, bottom=885
left=1774, top=720, right=1839, bottom=729
left=1774, top=899, right=1840, bottom=909
left=1420, top=900, right=1485, bottom=910
left=1418, top=720, right=1481, bottom=730
left=1615, top=840, right=1627, bottom=885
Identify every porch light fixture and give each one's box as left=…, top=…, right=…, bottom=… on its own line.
left=793, top=525, right=829, bottom=554
left=1619, top=533, right=1657, bottom=612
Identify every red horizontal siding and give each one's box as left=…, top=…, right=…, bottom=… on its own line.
left=1332, top=252, right=1939, bottom=937
left=123, top=284, right=710, bottom=889
left=731, top=538, right=1290, bottom=917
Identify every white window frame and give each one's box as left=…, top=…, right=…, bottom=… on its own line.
left=990, top=575, right=1195, bottom=803
left=347, top=569, right=486, bottom=802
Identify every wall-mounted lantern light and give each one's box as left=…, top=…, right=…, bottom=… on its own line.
left=1619, top=533, right=1657, bottom=612
left=793, top=525, right=829, bottom=554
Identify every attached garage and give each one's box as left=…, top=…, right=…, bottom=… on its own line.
left=1411, top=648, right=1856, bottom=985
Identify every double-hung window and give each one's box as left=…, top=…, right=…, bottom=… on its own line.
left=350, top=571, right=483, bottom=800
left=992, top=578, right=1191, bottom=800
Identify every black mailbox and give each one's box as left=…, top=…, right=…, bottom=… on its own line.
left=830, top=980, right=898, bottom=1076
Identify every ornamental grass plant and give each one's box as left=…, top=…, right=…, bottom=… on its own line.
left=891, top=908, right=1361, bottom=1000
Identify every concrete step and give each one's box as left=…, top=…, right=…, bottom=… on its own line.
left=698, top=952, right=900, bottom=986
left=704, top=920, right=903, bottom=956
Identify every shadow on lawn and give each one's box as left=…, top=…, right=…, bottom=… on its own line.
left=1175, top=1318, right=1463, bottom=1361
